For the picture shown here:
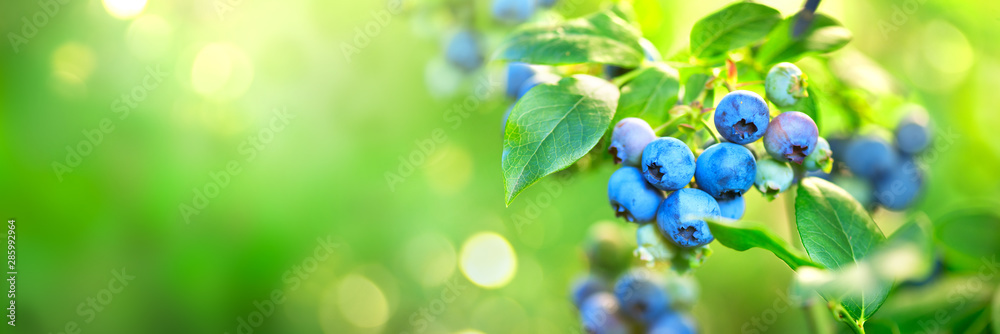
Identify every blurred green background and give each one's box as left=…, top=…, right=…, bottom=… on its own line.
left=1, top=0, right=999, bottom=333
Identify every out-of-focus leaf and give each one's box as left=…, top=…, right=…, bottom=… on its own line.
left=495, top=11, right=644, bottom=67
left=690, top=3, right=781, bottom=60
left=757, top=13, right=852, bottom=66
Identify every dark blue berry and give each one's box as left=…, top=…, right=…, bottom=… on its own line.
left=642, top=137, right=696, bottom=191
left=694, top=143, right=756, bottom=200
left=657, top=188, right=720, bottom=248
left=608, top=167, right=664, bottom=223
left=714, top=90, right=770, bottom=145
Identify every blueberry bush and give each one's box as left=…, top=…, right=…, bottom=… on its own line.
left=492, top=1, right=951, bottom=333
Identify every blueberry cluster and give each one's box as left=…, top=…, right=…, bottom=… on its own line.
left=821, top=106, right=932, bottom=210
left=607, top=62, right=833, bottom=256
left=572, top=224, right=698, bottom=334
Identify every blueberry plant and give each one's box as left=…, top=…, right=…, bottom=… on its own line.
left=494, top=1, right=938, bottom=333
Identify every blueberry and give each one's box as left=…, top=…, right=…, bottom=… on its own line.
left=873, top=158, right=925, bottom=211
left=505, top=62, right=537, bottom=99
left=608, top=167, right=664, bottom=223
left=579, top=292, right=630, bottom=334
left=656, top=188, right=720, bottom=248
left=713, top=90, right=770, bottom=144
left=610, top=118, right=657, bottom=166
left=571, top=275, right=609, bottom=309
left=716, top=196, right=745, bottom=220
left=491, top=0, right=535, bottom=24
left=844, top=136, right=898, bottom=180
left=648, top=312, right=697, bottom=334
left=445, top=30, right=484, bottom=73
left=635, top=223, right=673, bottom=265
left=765, top=62, right=808, bottom=108
left=755, top=159, right=794, bottom=200
left=802, top=137, right=833, bottom=172
left=763, top=111, right=819, bottom=164
left=694, top=143, right=756, bottom=199
left=613, top=269, right=670, bottom=324
left=517, top=72, right=561, bottom=99
left=585, top=223, right=633, bottom=277
left=642, top=137, right=696, bottom=191
left=895, top=107, right=933, bottom=155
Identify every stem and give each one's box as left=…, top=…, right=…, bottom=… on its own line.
left=654, top=115, right=688, bottom=136
left=736, top=80, right=765, bottom=87
left=698, top=118, right=721, bottom=144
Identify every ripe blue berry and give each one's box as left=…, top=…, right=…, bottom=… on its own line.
left=694, top=143, right=756, bottom=199
left=571, top=275, right=609, bottom=309
left=491, top=0, right=535, bottom=24
left=579, top=292, right=630, bottom=334
left=516, top=72, right=561, bottom=99
left=538, top=0, right=558, bottom=8
left=657, top=188, right=720, bottom=248
left=844, top=136, right=898, bottom=180
left=765, top=62, right=808, bottom=108
left=873, top=158, right=925, bottom=210
left=648, top=312, right=697, bottom=334
left=803, top=137, right=833, bottom=171
left=642, top=137, right=696, bottom=191
left=505, top=62, right=537, bottom=99
left=713, top=90, right=770, bottom=144
left=716, top=196, right=745, bottom=220
left=895, top=107, right=933, bottom=155
left=763, top=111, right=819, bottom=164
left=614, top=269, right=670, bottom=324
left=755, top=159, right=794, bottom=200
left=608, top=167, right=664, bottom=223
left=445, top=30, right=484, bottom=73
left=610, top=118, right=657, bottom=166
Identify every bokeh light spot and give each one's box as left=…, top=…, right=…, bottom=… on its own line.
left=459, top=232, right=516, bottom=289
left=52, top=42, right=96, bottom=81
left=922, top=20, right=974, bottom=75
left=103, top=0, right=147, bottom=19
left=424, top=144, right=473, bottom=195
left=335, top=274, right=389, bottom=328
left=403, top=233, right=456, bottom=287
left=190, top=43, right=254, bottom=101
left=126, top=15, right=172, bottom=61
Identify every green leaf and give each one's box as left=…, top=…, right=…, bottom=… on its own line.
left=757, top=13, right=852, bottom=66
left=502, top=75, right=619, bottom=205
left=494, top=11, right=645, bottom=67
left=612, top=63, right=680, bottom=128
left=796, top=177, right=888, bottom=322
left=993, top=288, right=1000, bottom=334
left=934, top=206, right=1000, bottom=273
left=689, top=3, right=781, bottom=60
left=705, top=217, right=822, bottom=270
left=681, top=73, right=711, bottom=105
